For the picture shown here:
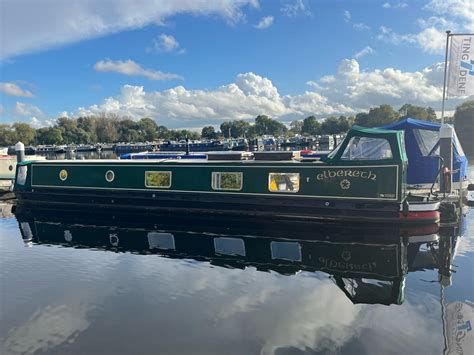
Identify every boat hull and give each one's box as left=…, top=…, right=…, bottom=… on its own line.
left=15, top=186, right=438, bottom=224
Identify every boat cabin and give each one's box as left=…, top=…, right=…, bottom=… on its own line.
left=13, top=126, right=439, bottom=224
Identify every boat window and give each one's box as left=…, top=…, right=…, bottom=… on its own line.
left=268, top=173, right=300, bottom=193
left=145, top=171, right=172, bottom=188
left=340, top=137, right=393, bottom=160
left=413, top=129, right=439, bottom=156
left=105, top=170, right=115, bottom=182
left=211, top=172, right=243, bottom=191
left=59, top=169, right=68, bottom=181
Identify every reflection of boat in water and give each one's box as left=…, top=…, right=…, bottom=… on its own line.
left=16, top=208, right=461, bottom=307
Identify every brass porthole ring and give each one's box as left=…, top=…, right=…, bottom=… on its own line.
left=105, top=170, right=115, bottom=182
left=59, top=169, right=68, bottom=181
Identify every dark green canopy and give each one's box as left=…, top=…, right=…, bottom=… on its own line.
left=323, top=125, right=407, bottom=165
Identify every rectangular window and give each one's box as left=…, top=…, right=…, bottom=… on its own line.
left=211, top=172, right=243, bottom=191
left=341, top=137, right=393, bottom=160
left=268, top=173, right=300, bottom=193
left=145, top=171, right=171, bottom=188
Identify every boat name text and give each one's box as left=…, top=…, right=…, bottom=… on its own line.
left=316, top=169, right=377, bottom=181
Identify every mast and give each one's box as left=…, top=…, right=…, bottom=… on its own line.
left=441, top=30, right=451, bottom=125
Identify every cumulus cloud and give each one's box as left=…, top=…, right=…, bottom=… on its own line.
left=0, top=82, right=34, bottom=98
left=424, top=0, right=474, bottom=31
left=377, top=26, right=446, bottom=54
left=378, top=0, right=473, bottom=54
left=146, top=34, right=185, bottom=54
left=13, top=102, right=43, bottom=117
left=70, top=59, right=471, bottom=128
left=94, top=59, right=183, bottom=81
left=280, top=0, right=312, bottom=17
left=354, top=46, right=374, bottom=59
left=255, top=16, right=274, bottom=29
left=0, top=0, right=259, bottom=60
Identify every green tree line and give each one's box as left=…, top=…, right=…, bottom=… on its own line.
left=1, top=102, right=472, bottom=157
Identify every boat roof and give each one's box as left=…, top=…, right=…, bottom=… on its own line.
left=382, top=117, right=440, bottom=131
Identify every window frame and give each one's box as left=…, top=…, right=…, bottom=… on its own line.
left=211, top=171, right=243, bottom=191
left=340, top=136, right=393, bottom=161
left=144, top=171, right=172, bottom=189
left=268, top=172, right=300, bottom=193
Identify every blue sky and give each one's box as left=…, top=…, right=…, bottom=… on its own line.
left=1, top=0, right=473, bottom=128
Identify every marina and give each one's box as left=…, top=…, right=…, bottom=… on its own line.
left=12, top=125, right=448, bottom=225
left=1, top=2, right=474, bottom=353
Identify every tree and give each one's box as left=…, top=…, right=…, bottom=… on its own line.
left=254, top=115, right=287, bottom=136
left=36, top=127, right=63, bottom=145
left=96, top=114, right=119, bottom=142
left=398, top=104, right=437, bottom=121
left=454, top=100, right=474, bottom=157
left=321, top=116, right=340, bottom=135
left=301, top=116, right=321, bottom=135
left=201, top=126, right=218, bottom=140
left=13, top=122, right=36, bottom=145
left=289, top=120, right=303, bottom=134
left=138, top=117, right=158, bottom=141
left=0, top=124, right=17, bottom=146
left=355, top=104, right=399, bottom=127
left=220, top=120, right=251, bottom=138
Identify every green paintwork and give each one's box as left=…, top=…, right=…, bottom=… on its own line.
left=16, top=160, right=401, bottom=201
left=14, top=125, right=407, bottom=202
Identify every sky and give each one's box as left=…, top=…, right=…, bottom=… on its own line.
left=0, top=0, right=473, bottom=129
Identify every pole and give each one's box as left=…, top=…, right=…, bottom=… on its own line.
left=441, top=30, right=451, bottom=124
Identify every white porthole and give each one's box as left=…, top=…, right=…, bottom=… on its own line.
left=105, top=170, right=115, bottom=182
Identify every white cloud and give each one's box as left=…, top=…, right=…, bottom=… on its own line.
left=146, top=34, right=185, bottom=54
left=30, top=117, right=42, bottom=128
left=378, top=0, right=473, bottom=54
left=70, top=59, right=472, bottom=128
left=13, top=102, right=43, bottom=117
left=0, top=0, right=259, bottom=60
left=354, top=46, right=374, bottom=59
left=314, top=59, right=450, bottom=111
left=383, top=2, right=408, bottom=9
left=255, top=16, right=274, bottom=29
left=424, top=0, right=474, bottom=31
left=343, top=10, right=351, bottom=22
left=0, top=82, right=34, bottom=98
left=94, top=59, right=183, bottom=81
left=343, top=10, right=370, bottom=31
left=377, top=26, right=446, bottom=54
left=280, top=0, right=312, bottom=17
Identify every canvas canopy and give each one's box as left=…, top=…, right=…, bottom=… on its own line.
left=323, top=125, right=407, bottom=165
left=382, top=118, right=468, bottom=185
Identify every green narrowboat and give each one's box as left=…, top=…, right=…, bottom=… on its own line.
left=13, top=126, right=440, bottom=224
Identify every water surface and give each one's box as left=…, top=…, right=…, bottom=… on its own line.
left=0, top=168, right=473, bottom=355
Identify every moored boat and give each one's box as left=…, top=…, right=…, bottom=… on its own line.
left=13, top=126, right=440, bottom=224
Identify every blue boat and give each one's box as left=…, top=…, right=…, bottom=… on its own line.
left=382, top=118, right=468, bottom=189
left=120, top=152, right=207, bottom=160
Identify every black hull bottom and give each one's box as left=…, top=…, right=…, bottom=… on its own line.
left=15, top=188, right=438, bottom=225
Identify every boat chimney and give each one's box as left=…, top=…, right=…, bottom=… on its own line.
left=15, top=141, right=25, bottom=163
left=439, top=124, right=453, bottom=194
left=185, top=137, right=190, bottom=155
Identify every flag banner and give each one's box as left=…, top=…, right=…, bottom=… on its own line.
left=447, top=35, right=474, bottom=97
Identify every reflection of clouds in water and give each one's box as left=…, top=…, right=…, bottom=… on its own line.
left=2, top=304, right=89, bottom=355
left=1, top=240, right=124, bottom=355
left=455, top=215, right=474, bottom=257
left=1, top=238, right=450, bottom=355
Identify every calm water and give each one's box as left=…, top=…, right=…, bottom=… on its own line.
left=1, top=168, right=473, bottom=355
